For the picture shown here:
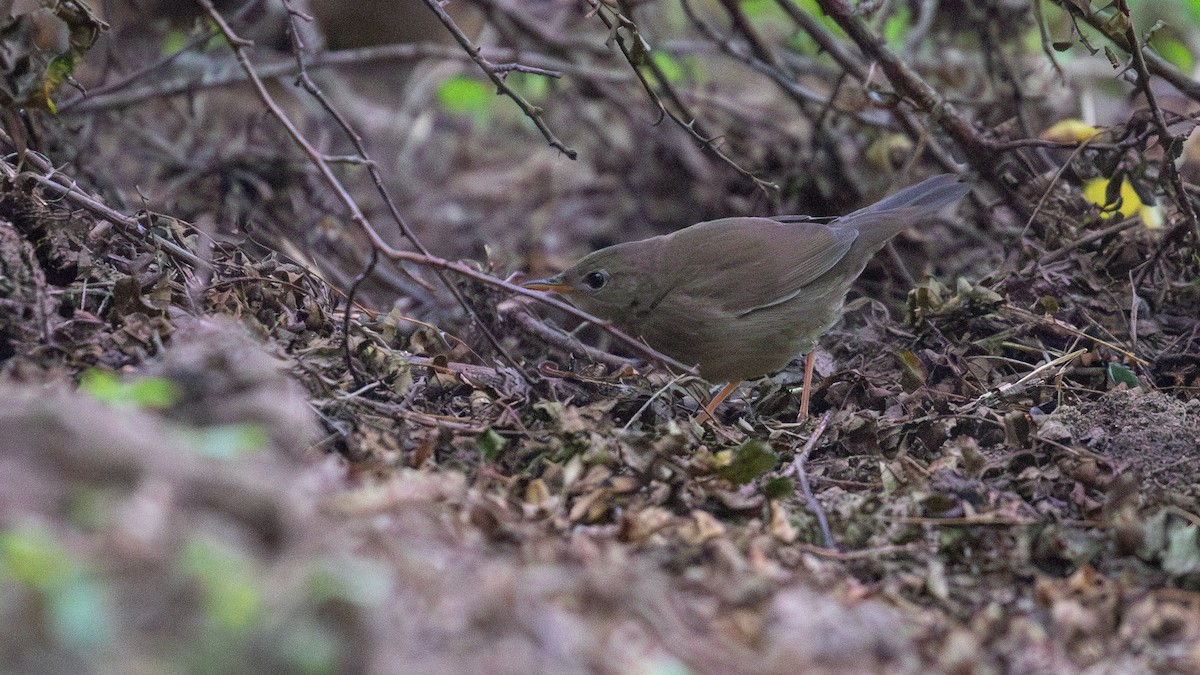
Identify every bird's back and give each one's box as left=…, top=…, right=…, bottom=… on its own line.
left=696, top=174, right=969, bottom=380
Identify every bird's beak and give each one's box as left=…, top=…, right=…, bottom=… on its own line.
left=521, top=274, right=574, bottom=294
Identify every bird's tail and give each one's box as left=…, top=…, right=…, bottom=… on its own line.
left=826, top=174, right=970, bottom=283
left=860, top=173, right=971, bottom=215
left=839, top=174, right=970, bottom=253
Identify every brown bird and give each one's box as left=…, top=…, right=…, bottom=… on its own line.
left=523, top=174, right=970, bottom=420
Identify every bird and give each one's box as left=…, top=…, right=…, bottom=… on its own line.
left=522, top=174, right=970, bottom=421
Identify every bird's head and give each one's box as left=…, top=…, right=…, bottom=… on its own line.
left=521, top=242, right=659, bottom=321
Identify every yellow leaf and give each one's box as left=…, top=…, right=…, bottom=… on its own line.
left=1082, top=177, right=1140, bottom=219
left=1082, top=177, right=1162, bottom=228
left=1040, top=119, right=1102, bottom=143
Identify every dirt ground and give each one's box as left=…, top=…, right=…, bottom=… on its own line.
left=1, top=1, right=1199, bottom=673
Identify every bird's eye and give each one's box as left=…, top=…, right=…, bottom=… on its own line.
left=582, top=270, right=609, bottom=291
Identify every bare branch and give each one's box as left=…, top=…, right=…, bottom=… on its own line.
left=1050, top=0, right=1200, bottom=103
left=813, top=0, right=1005, bottom=182
left=419, top=0, right=578, bottom=160
left=588, top=0, right=779, bottom=195
left=61, top=42, right=616, bottom=115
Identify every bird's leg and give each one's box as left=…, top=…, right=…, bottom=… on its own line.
left=698, top=380, right=741, bottom=423
left=798, top=351, right=815, bottom=420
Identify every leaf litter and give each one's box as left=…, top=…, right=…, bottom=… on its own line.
left=2, top=154, right=1199, bottom=672
left=0, top=5, right=1199, bottom=673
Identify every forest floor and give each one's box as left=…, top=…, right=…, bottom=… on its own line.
left=2, top=2, right=1200, bottom=673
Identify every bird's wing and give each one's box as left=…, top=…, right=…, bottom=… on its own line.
left=661, top=216, right=857, bottom=316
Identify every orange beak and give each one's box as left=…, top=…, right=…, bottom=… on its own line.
left=521, top=274, right=574, bottom=294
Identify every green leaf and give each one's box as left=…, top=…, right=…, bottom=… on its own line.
left=0, top=525, right=113, bottom=650
left=124, top=376, right=183, bottom=408
left=1152, top=38, right=1194, bottom=72
left=477, top=428, right=508, bottom=459
left=883, top=7, right=912, bottom=47
left=1163, top=522, right=1200, bottom=575
left=0, top=526, right=73, bottom=589
left=717, top=439, right=778, bottom=485
left=161, top=29, right=189, bottom=56
left=78, top=369, right=122, bottom=402
left=506, top=72, right=549, bottom=101
left=177, top=423, right=269, bottom=459
left=437, top=75, right=491, bottom=124
left=740, top=0, right=775, bottom=19
left=79, top=369, right=181, bottom=408
left=784, top=0, right=846, bottom=40
left=762, top=476, right=794, bottom=499
left=651, top=51, right=685, bottom=83
left=181, top=538, right=264, bottom=634
left=1106, top=362, right=1139, bottom=388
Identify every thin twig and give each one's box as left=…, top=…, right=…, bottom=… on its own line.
left=789, top=409, right=836, bottom=549
left=1019, top=134, right=1099, bottom=239
left=1116, top=0, right=1200, bottom=286
left=795, top=542, right=923, bottom=560
left=279, top=1, right=529, bottom=384
left=774, top=0, right=960, bottom=172
left=1022, top=215, right=1141, bottom=273
left=681, top=0, right=824, bottom=112
left=622, top=373, right=689, bottom=432
left=1050, top=0, right=1200, bottom=102
left=961, top=348, right=1087, bottom=412
left=61, top=42, right=622, bottom=114
left=420, top=0, right=578, bottom=159
left=501, top=303, right=635, bottom=371
left=1030, top=0, right=1065, bottom=82
left=813, top=0, right=1014, bottom=196
left=1128, top=268, right=1140, bottom=349
left=342, top=249, right=378, bottom=388
left=904, top=0, right=938, bottom=54
left=56, top=0, right=262, bottom=113
left=590, top=0, right=779, bottom=195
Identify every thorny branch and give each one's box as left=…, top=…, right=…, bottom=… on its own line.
left=279, top=0, right=518, bottom=383
left=772, top=0, right=960, bottom=172
left=1113, top=1, right=1200, bottom=284
left=590, top=0, right=780, bottom=196
left=1050, top=0, right=1200, bottom=103
left=813, top=0, right=1006, bottom=186
left=420, top=0, right=578, bottom=160
left=195, top=0, right=531, bottom=384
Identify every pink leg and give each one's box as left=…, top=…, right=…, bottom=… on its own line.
left=798, top=351, right=815, bottom=420
left=699, top=380, right=741, bottom=424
